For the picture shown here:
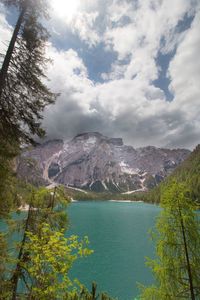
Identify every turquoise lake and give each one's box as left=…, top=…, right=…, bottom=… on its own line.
left=67, top=201, right=161, bottom=300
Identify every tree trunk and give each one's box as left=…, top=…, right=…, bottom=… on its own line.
left=0, top=5, right=26, bottom=98
left=11, top=202, right=32, bottom=300
left=178, top=203, right=195, bottom=300
left=51, top=186, right=57, bottom=210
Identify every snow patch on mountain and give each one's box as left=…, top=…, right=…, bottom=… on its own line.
left=17, top=132, right=191, bottom=193
left=119, top=161, right=139, bottom=175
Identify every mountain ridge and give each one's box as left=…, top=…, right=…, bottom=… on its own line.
left=17, top=132, right=190, bottom=193
left=148, top=144, right=200, bottom=204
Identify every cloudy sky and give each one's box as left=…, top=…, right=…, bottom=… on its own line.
left=0, top=0, right=200, bottom=149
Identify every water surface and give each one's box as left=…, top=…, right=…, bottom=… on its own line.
left=67, top=201, right=161, bottom=300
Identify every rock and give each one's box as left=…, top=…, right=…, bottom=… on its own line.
left=17, top=132, right=190, bottom=193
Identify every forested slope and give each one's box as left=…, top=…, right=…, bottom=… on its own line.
left=147, top=145, right=200, bottom=204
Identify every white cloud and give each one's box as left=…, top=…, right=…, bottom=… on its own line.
left=0, top=0, right=200, bottom=149
left=45, top=45, right=94, bottom=112
left=167, top=9, right=200, bottom=147
left=103, top=0, right=197, bottom=82
left=71, top=11, right=100, bottom=47
left=49, top=1, right=101, bottom=47
left=43, top=0, right=200, bottom=149
left=169, top=10, right=200, bottom=112
left=0, top=4, right=12, bottom=58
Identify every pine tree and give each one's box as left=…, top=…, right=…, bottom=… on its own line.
left=0, top=0, right=57, bottom=213
left=140, top=181, right=200, bottom=299
left=9, top=186, right=69, bottom=299
left=0, top=0, right=56, bottom=145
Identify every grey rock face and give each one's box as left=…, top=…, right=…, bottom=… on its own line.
left=17, top=133, right=190, bottom=193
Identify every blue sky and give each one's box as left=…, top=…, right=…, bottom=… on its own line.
left=0, top=0, right=200, bottom=149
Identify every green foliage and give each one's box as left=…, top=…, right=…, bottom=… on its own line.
left=170, top=145, right=200, bottom=204
left=0, top=232, right=13, bottom=299
left=32, top=186, right=70, bottom=230
left=147, top=145, right=200, bottom=205
left=65, top=282, right=115, bottom=300
left=22, top=223, right=93, bottom=299
left=0, top=183, right=116, bottom=300
left=0, top=0, right=55, bottom=144
left=0, top=0, right=57, bottom=215
left=139, top=181, right=200, bottom=299
left=0, top=185, right=69, bottom=297
left=63, top=186, right=149, bottom=202
left=0, top=137, right=19, bottom=216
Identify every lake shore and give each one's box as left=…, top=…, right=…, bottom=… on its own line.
left=70, top=198, right=144, bottom=203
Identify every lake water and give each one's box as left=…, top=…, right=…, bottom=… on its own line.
left=67, top=201, right=161, bottom=300
left=0, top=201, right=160, bottom=299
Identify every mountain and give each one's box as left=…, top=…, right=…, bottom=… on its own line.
left=149, top=144, right=200, bottom=204
left=17, top=132, right=190, bottom=193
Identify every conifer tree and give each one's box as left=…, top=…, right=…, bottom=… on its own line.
left=140, top=182, right=200, bottom=299
left=9, top=186, right=69, bottom=299
left=0, top=0, right=57, bottom=212
left=0, top=0, right=56, bottom=145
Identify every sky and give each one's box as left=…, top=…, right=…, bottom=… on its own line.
left=0, top=0, right=200, bottom=149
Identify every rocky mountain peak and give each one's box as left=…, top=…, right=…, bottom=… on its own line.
left=72, top=132, right=123, bottom=146
left=17, top=132, right=190, bottom=193
left=73, top=132, right=103, bottom=139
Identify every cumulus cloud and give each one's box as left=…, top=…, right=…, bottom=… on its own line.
left=0, top=4, right=12, bottom=59
left=167, top=9, right=200, bottom=147
left=0, top=0, right=200, bottom=149
left=48, top=1, right=101, bottom=47
left=71, top=11, right=100, bottom=47
left=104, top=0, right=197, bottom=80
left=43, top=0, right=200, bottom=149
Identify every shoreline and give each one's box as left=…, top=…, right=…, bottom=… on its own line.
left=70, top=199, right=145, bottom=203
left=109, top=199, right=144, bottom=203
left=17, top=204, right=38, bottom=211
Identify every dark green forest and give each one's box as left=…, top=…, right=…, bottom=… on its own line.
left=144, top=144, right=200, bottom=205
